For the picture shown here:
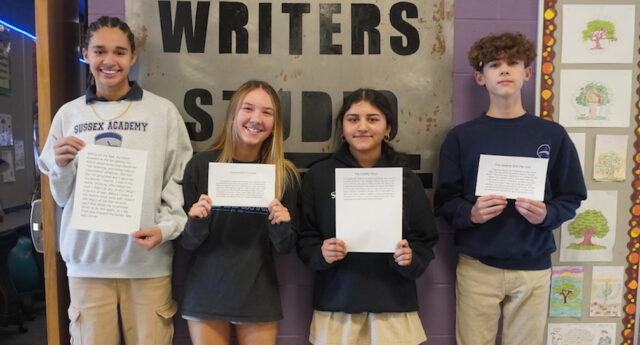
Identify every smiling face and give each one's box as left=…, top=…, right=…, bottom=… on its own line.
left=342, top=101, right=391, bottom=164
left=233, top=88, right=275, bottom=158
left=82, top=27, right=137, bottom=99
left=474, top=58, right=532, bottom=100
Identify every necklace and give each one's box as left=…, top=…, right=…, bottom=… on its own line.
left=90, top=101, right=133, bottom=121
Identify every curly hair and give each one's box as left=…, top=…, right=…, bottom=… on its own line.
left=468, top=32, right=536, bottom=72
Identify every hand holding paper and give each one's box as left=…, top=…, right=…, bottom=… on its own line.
left=131, top=227, right=162, bottom=251
left=322, top=238, right=348, bottom=264
left=189, top=194, right=213, bottom=219
left=268, top=199, right=290, bottom=224
left=470, top=195, right=507, bottom=224
left=514, top=198, right=547, bottom=224
left=54, top=136, right=85, bottom=167
left=393, top=239, right=412, bottom=266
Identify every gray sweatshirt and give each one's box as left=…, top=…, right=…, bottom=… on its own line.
left=38, top=88, right=192, bottom=278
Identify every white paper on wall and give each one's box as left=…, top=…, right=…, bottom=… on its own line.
left=561, top=4, right=636, bottom=64
left=560, top=190, right=617, bottom=262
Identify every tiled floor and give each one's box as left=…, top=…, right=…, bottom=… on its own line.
left=0, top=298, right=47, bottom=345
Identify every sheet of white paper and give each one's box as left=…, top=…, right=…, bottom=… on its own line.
left=547, top=322, right=616, bottom=345
left=593, top=134, right=627, bottom=182
left=0, top=113, right=13, bottom=146
left=475, top=154, right=549, bottom=201
left=14, top=140, right=24, bottom=170
left=560, top=190, right=617, bottom=262
left=71, top=145, right=148, bottom=234
left=208, top=162, right=275, bottom=208
left=558, top=69, right=632, bottom=128
left=561, top=5, right=635, bottom=64
left=335, top=168, right=402, bottom=253
left=590, top=266, right=624, bottom=317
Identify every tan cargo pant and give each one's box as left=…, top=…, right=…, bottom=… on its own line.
left=68, top=276, right=177, bottom=345
left=456, top=254, right=551, bottom=345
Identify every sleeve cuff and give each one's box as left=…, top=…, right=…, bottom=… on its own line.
left=157, top=215, right=205, bottom=242
left=51, top=159, right=77, bottom=179
left=540, top=205, right=556, bottom=229
left=455, top=203, right=475, bottom=229
left=156, top=222, right=174, bottom=243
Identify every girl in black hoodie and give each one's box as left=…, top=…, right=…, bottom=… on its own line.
left=297, top=89, right=439, bottom=345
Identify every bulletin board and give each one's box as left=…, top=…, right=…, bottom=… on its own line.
left=536, top=1, right=640, bottom=344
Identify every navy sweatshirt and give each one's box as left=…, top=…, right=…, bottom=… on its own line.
left=297, top=143, right=439, bottom=313
left=179, top=150, right=298, bottom=322
left=434, top=113, right=587, bottom=270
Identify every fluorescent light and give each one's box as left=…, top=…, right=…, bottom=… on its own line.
left=0, top=19, right=36, bottom=41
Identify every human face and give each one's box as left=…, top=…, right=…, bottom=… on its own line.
left=233, top=88, right=275, bottom=156
left=342, top=101, right=391, bottom=162
left=474, top=58, right=532, bottom=99
left=82, top=27, right=137, bottom=99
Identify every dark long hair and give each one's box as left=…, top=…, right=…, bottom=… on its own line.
left=83, top=16, right=136, bottom=52
left=334, top=88, right=408, bottom=168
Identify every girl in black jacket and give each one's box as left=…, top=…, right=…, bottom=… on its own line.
left=180, top=80, right=299, bottom=345
left=297, top=89, right=439, bottom=345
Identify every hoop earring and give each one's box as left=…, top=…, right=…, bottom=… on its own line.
left=384, top=135, right=390, bottom=142
left=341, top=135, right=345, bottom=141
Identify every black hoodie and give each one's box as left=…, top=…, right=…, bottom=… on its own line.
left=179, top=150, right=298, bottom=322
left=297, top=144, right=439, bottom=313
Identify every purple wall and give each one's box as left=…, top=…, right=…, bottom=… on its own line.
left=88, top=1, right=538, bottom=344
left=453, top=0, right=539, bottom=126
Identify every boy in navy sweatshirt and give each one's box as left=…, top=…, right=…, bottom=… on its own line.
left=434, top=32, right=586, bottom=345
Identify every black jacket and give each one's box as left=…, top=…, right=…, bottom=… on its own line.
left=297, top=144, right=438, bottom=313
left=180, top=150, right=298, bottom=322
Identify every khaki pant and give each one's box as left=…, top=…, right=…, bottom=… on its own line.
left=456, top=254, right=551, bottom=345
left=68, top=276, right=177, bottom=345
left=309, top=310, right=426, bottom=345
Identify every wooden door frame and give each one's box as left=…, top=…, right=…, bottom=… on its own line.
left=35, top=1, right=80, bottom=344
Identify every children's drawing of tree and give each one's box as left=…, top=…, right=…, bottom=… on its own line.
left=553, top=279, right=579, bottom=304
left=575, top=82, right=610, bottom=120
left=567, top=210, right=609, bottom=249
left=601, top=279, right=612, bottom=305
left=582, top=19, right=617, bottom=50
left=595, top=151, right=622, bottom=179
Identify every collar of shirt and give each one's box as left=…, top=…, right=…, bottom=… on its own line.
left=85, top=81, right=143, bottom=104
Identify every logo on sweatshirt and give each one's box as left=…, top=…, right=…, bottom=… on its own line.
left=95, top=132, right=122, bottom=147
left=537, top=144, right=551, bottom=159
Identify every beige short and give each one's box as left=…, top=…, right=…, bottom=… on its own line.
left=309, top=310, right=426, bottom=345
left=68, top=276, right=177, bottom=345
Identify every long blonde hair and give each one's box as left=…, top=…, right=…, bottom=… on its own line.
left=210, top=80, right=299, bottom=199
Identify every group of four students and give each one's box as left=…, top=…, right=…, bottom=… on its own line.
left=38, top=16, right=586, bottom=345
